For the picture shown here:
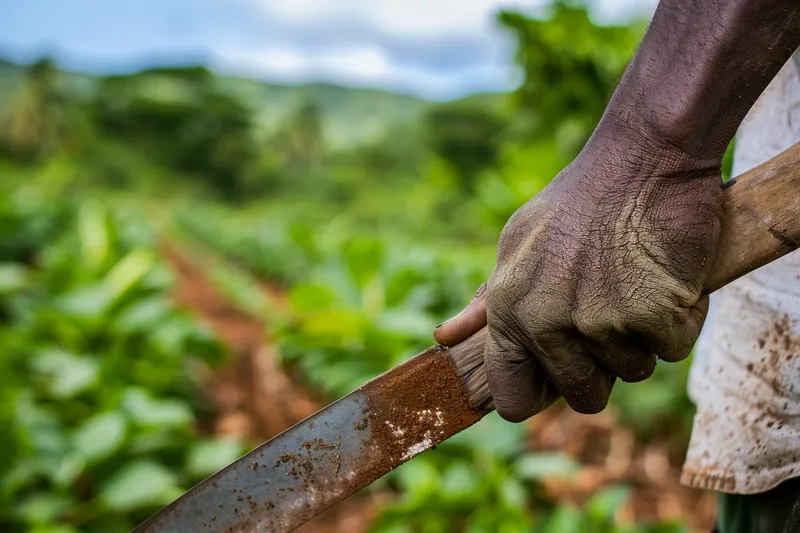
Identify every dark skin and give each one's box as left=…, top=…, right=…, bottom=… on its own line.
left=435, top=0, right=800, bottom=422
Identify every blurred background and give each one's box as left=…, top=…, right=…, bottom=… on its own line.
left=0, top=1, right=736, bottom=531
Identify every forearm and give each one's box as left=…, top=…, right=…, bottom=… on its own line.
left=603, top=0, right=800, bottom=165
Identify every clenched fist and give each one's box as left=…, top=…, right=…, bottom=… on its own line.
left=435, top=122, right=723, bottom=422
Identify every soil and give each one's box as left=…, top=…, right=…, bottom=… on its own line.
left=165, top=242, right=715, bottom=532
left=527, top=404, right=716, bottom=531
left=164, top=243, right=380, bottom=533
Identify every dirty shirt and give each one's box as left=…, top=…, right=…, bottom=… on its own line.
left=683, top=54, right=800, bottom=495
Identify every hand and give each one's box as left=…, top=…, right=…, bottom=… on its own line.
left=435, top=122, right=722, bottom=422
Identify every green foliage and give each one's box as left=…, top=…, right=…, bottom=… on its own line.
left=0, top=190, right=240, bottom=533
left=277, top=234, right=493, bottom=394
left=425, top=102, right=506, bottom=192
left=0, top=1, right=708, bottom=530
left=0, top=60, right=68, bottom=162
left=185, top=200, right=696, bottom=530
left=499, top=1, right=644, bottom=153
left=91, top=67, right=262, bottom=199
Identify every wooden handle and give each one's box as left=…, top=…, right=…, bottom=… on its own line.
left=451, top=141, right=800, bottom=411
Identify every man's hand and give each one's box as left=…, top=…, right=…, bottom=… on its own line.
left=436, top=123, right=721, bottom=422
left=435, top=0, right=800, bottom=423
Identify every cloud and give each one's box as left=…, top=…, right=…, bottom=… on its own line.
left=210, top=0, right=547, bottom=98
left=261, top=0, right=533, bottom=38
left=1, top=0, right=658, bottom=99
left=215, top=43, right=516, bottom=98
left=216, top=0, right=656, bottom=98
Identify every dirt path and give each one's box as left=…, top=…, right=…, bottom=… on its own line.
left=164, top=242, right=715, bottom=531
left=164, top=244, right=381, bottom=533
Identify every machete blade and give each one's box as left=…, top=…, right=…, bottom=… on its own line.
left=133, top=346, right=485, bottom=533
left=134, top=390, right=376, bottom=533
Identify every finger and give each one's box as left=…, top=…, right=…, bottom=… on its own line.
left=434, top=283, right=487, bottom=346
left=635, top=296, right=711, bottom=363
left=532, top=331, right=615, bottom=414
left=580, top=332, right=656, bottom=383
left=689, top=295, right=711, bottom=335
left=485, top=325, right=559, bottom=422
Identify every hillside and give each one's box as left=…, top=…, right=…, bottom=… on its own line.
left=220, top=78, right=434, bottom=149
left=0, top=59, right=507, bottom=150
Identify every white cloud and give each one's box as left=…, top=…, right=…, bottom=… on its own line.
left=217, top=45, right=391, bottom=81
left=261, top=0, right=544, bottom=38
left=213, top=0, right=658, bottom=99
left=214, top=43, right=514, bottom=98
left=2, top=0, right=658, bottom=99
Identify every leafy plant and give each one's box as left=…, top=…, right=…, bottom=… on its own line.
left=0, top=191, right=242, bottom=533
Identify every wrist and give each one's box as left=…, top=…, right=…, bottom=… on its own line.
left=585, top=112, right=722, bottom=178
left=594, top=0, right=800, bottom=169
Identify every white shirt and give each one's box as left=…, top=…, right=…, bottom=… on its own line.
left=682, top=55, right=800, bottom=494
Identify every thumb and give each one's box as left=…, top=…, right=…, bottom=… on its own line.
left=434, top=283, right=487, bottom=347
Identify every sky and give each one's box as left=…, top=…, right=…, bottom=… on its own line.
left=1, top=0, right=658, bottom=100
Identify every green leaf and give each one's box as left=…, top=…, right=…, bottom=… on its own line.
left=114, top=296, right=171, bottom=333
left=78, top=199, right=111, bottom=267
left=376, top=310, right=435, bottom=338
left=515, top=452, right=580, bottom=480
left=73, top=412, right=127, bottom=463
left=343, top=237, right=385, bottom=286
left=55, top=284, right=113, bottom=319
left=1, top=461, right=41, bottom=497
left=0, top=262, right=30, bottom=294
left=289, top=283, right=337, bottom=311
left=497, top=476, right=527, bottom=508
left=53, top=454, right=85, bottom=488
left=441, top=462, right=481, bottom=502
left=17, top=493, right=74, bottom=524
left=586, top=485, right=630, bottom=522
left=103, top=248, right=155, bottom=301
left=186, top=438, right=246, bottom=478
left=100, top=460, right=180, bottom=512
left=542, top=505, right=584, bottom=533
left=30, top=349, right=99, bottom=398
left=30, top=525, right=81, bottom=533
left=121, top=388, right=193, bottom=429
left=394, top=457, right=441, bottom=501
left=452, top=412, right=525, bottom=457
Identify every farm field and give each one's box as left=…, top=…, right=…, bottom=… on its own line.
left=0, top=3, right=734, bottom=532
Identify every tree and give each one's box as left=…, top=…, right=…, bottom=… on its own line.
left=425, top=102, right=505, bottom=192
left=91, top=66, right=262, bottom=200
left=271, top=99, right=325, bottom=172
left=499, top=1, right=643, bottom=154
left=0, top=59, right=66, bottom=161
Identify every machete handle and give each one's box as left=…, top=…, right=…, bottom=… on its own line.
left=451, top=140, right=800, bottom=411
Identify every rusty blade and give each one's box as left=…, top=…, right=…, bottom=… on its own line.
left=133, top=346, right=486, bottom=533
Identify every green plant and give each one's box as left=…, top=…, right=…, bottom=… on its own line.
left=0, top=191, right=243, bottom=533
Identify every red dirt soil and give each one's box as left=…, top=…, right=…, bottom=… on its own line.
left=164, top=243, right=715, bottom=532
left=164, top=244, right=381, bottom=533
left=528, top=405, right=716, bottom=531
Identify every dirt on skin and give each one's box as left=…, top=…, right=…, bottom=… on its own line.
left=164, top=243, right=381, bottom=533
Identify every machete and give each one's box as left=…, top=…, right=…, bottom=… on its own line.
left=134, top=141, right=800, bottom=532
